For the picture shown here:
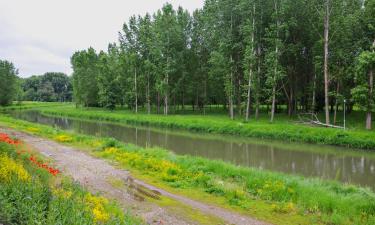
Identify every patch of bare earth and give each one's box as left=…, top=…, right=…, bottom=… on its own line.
left=1, top=128, right=269, bottom=225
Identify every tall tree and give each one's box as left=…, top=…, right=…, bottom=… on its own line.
left=154, top=4, right=179, bottom=115
left=265, top=0, right=286, bottom=122
left=323, top=0, right=330, bottom=124
left=71, top=48, right=100, bottom=107
left=243, top=2, right=257, bottom=121
left=352, top=45, right=375, bottom=129
left=0, top=60, right=18, bottom=106
left=97, top=45, right=121, bottom=110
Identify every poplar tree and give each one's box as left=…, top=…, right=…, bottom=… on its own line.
left=0, top=60, right=18, bottom=106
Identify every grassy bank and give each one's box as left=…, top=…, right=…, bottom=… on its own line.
left=0, top=133, right=141, bottom=225
left=1, top=114, right=375, bottom=225
left=28, top=104, right=375, bottom=150
left=0, top=101, right=68, bottom=111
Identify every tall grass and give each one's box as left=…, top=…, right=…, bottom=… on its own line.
left=1, top=115, right=375, bottom=225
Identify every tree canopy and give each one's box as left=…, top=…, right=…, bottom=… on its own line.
left=22, top=72, right=72, bottom=102
left=0, top=60, right=18, bottom=106
left=70, top=0, right=375, bottom=128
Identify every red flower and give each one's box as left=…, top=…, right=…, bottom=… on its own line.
left=0, top=133, right=60, bottom=176
left=0, top=133, right=22, bottom=145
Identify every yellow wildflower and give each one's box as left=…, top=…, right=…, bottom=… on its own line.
left=85, top=193, right=110, bottom=223
left=104, top=147, right=119, bottom=154
left=26, top=127, right=40, bottom=133
left=0, top=155, right=30, bottom=182
left=54, top=135, right=73, bottom=142
left=93, top=207, right=110, bottom=223
left=92, top=141, right=103, bottom=147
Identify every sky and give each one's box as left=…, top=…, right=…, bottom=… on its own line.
left=0, top=0, right=204, bottom=78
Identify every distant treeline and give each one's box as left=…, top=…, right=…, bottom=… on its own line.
left=70, top=0, right=375, bottom=127
left=21, top=72, right=72, bottom=102
left=0, top=62, right=72, bottom=105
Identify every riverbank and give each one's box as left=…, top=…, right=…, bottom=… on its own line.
left=25, top=103, right=375, bottom=150
left=1, top=114, right=374, bottom=225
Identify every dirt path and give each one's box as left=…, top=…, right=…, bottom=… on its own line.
left=1, top=128, right=269, bottom=225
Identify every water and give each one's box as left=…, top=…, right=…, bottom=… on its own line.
left=9, top=110, right=375, bottom=189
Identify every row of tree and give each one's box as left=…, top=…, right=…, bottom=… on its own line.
left=0, top=60, right=72, bottom=105
left=71, top=0, right=375, bottom=128
left=22, top=72, right=72, bottom=102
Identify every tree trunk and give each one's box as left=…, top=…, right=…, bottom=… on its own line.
left=229, top=63, right=234, bottom=120
left=312, top=71, right=317, bottom=112
left=173, top=94, right=176, bottom=114
left=195, top=89, right=199, bottom=112
left=288, top=86, right=293, bottom=117
left=333, top=82, right=340, bottom=125
left=203, top=77, right=207, bottom=115
left=323, top=0, right=330, bottom=125
left=164, top=90, right=168, bottom=115
left=229, top=95, right=234, bottom=119
left=270, top=84, right=276, bottom=122
left=230, top=57, right=234, bottom=120
left=147, top=73, right=150, bottom=114
left=270, top=0, right=279, bottom=123
left=366, top=69, right=373, bottom=130
left=182, top=89, right=185, bottom=113
left=164, top=67, right=169, bottom=116
left=255, top=48, right=261, bottom=120
left=134, top=66, right=138, bottom=113
left=246, top=4, right=256, bottom=122
left=237, top=77, right=242, bottom=116
left=157, top=92, right=160, bottom=114
left=228, top=9, right=234, bottom=120
left=255, top=99, right=259, bottom=119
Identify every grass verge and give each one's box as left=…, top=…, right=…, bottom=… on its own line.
left=0, top=133, right=142, bottom=225
left=0, top=114, right=374, bottom=225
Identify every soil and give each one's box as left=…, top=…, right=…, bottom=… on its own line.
left=0, top=127, right=269, bottom=225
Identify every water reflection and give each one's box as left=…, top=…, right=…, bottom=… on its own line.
left=9, top=110, right=375, bottom=189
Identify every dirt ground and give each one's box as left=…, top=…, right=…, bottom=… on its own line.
left=1, top=127, right=269, bottom=225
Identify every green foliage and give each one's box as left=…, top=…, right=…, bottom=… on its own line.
left=351, top=50, right=375, bottom=115
left=65, top=0, right=373, bottom=125
left=97, top=45, right=121, bottom=110
left=22, top=72, right=72, bottom=102
left=71, top=48, right=100, bottom=107
left=0, top=60, right=18, bottom=106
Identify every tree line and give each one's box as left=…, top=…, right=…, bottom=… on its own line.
left=71, top=0, right=374, bottom=127
left=0, top=60, right=72, bottom=105
left=22, top=72, right=72, bottom=102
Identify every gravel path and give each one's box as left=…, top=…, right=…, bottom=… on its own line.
left=1, top=128, right=269, bottom=225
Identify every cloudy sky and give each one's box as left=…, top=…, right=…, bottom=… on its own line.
left=0, top=0, right=204, bottom=77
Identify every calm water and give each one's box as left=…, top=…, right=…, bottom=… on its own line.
left=9, top=110, right=375, bottom=189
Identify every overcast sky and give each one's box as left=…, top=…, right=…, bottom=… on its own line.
left=0, top=0, right=204, bottom=77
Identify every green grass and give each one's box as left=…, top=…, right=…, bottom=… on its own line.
left=1, top=114, right=375, bottom=225
left=17, top=102, right=375, bottom=150
left=0, top=141, right=142, bottom=225
left=0, top=101, right=69, bottom=111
